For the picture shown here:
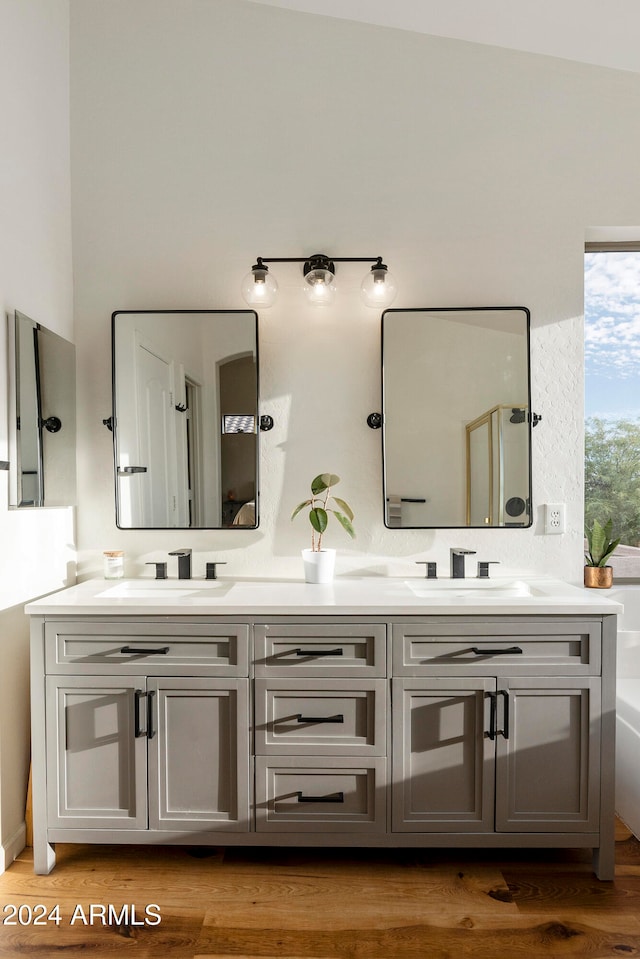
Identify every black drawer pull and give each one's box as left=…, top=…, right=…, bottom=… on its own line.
left=294, top=648, right=344, bottom=657
left=121, top=645, right=170, bottom=655
left=471, top=646, right=523, bottom=656
left=296, top=791, right=344, bottom=803
left=296, top=714, right=344, bottom=724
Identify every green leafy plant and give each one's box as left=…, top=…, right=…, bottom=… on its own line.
left=291, top=473, right=355, bottom=551
left=584, top=518, right=620, bottom=568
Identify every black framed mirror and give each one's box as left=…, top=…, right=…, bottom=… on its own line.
left=381, top=307, right=532, bottom=529
left=111, top=310, right=259, bottom=529
left=8, top=310, right=76, bottom=508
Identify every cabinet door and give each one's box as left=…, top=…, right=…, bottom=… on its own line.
left=392, top=678, right=495, bottom=832
left=148, top=678, right=250, bottom=832
left=46, top=675, right=147, bottom=829
left=495, top=677, right=601, bottom=831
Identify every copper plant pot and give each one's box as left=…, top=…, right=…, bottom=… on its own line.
left=584, top=565, right=613, bottom=589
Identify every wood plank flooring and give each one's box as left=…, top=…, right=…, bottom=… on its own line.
left=0, top=823, right=639, bottom=958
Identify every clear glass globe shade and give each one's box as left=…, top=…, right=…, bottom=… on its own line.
left=360, top=267, right=398, bottom=308
left=241, top=268, right=278, bottom=308
left=303, top=269, right=337, bottom=307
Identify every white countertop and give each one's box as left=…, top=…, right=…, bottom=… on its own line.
left=24, top=575, right=624, bottom=617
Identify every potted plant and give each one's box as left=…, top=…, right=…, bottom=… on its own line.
left=584, top=518, right=620, bottom=588
left=291, top=472, right=355, bottom=583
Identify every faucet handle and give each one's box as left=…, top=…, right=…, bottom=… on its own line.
left=415, top=561, right=437, bottom=579
left=477, top=561, right=500, bottom=579
left=145, top=561, right=167, bottom=580
left=206, top=562, right=227, bottom=580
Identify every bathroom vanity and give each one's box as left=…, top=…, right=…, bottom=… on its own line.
left=27, top=576, right=620, bottom=878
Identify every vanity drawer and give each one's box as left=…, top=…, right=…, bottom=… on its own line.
left=44, top=621, right=249, bottom=676
left=254, top=679, right=387, bottom=756
left=254, top=624, right=386, bottom=677
left=392, top=619, right=601, bottom=676
left=255, top=756, right=386, bottom=832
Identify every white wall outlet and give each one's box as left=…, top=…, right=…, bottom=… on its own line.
left=545, top=503, right=566, bottom=534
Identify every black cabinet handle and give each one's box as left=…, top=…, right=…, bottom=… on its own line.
left=471, top=646, right=523, bottom=656
left=134, top=689, right=155, bottom=738
left=487, top=690, right=510, bottom=740
left=134, top=689, right=146, bottom=738
left=499, top=689, right=510, bottom=740
left=487, top=691, right=497, bottom=741
left=121, top=645, right=170, bottom=655
left=147, top=689, right=156, bottom=740
left=294, top=648, right=344, bottom=657
left=296, top=714, right=344, bottom=724
left=296, top=791, right=344, bottom=803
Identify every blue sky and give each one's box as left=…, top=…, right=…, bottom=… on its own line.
left=585, top=251, right=640, bottom=421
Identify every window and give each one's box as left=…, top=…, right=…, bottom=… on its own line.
left=585, top=242, right=640, bottom=579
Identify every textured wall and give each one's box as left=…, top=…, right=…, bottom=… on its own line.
left=0, top=0, right=74, bottom=870
left=70, top=0, right=640, bottom=585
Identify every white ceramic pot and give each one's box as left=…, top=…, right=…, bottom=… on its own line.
left=301, top=548, right=336, bottom=584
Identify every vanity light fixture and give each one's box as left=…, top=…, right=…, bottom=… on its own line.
left=241, top=253, right=397, bottom=309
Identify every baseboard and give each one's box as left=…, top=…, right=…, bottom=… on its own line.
left=0, top=822, right=26, bottom=875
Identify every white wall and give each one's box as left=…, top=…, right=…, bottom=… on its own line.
left=0, top=0, right=74, bottom=870
left=69, top=0, right=640, bottom=584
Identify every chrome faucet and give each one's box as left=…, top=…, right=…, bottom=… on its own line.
left=450, top=548, right=476, bottom=578
left=168, top=548, right=192, bottom=579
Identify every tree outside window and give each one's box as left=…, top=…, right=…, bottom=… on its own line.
left=585, top=247, right=640, bottom=578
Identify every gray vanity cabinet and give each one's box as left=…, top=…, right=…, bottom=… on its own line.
left=253, top=622, right=388, bottom=833
left=45, top=675, right=249, bottom=832
left=32, top=618, right=251, bottom=872
left=30, top=609, right=616, bottom=880
left=148, top=677, right=249, bottom=831
left=393, top=676, right=600, bottom=833
left=392, top=677, right=495, bottom=832
left=391, top=617, right=608, bottom=849
left=45, top=674, right=148, bottom=830
left=496, top=678, right=600, bottom=832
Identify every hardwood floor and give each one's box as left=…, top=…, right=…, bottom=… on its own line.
left=1, top=824, right=639, bottom=958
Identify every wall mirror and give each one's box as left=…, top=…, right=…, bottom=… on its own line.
left=7, top=310, right=76, bottom=508
left=112, top=310, right=258, bottom=529
left=382, top=307, right=532, bottom=529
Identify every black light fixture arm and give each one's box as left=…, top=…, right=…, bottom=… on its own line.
left=253, top=254, right=387, bottom=268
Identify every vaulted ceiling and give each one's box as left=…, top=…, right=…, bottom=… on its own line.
left=248, top=0, right=640, bottom=74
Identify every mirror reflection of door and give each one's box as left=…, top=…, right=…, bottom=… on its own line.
left=183, top=377, right=203, bottom=527
left=112, top=310, right=258, bottom=529
left=466, top=404, right=530, bottom=527
left=219, top=355, right=257, bottom=527
left=466, top=413, right=492, bottom=525
left=131, top=335, right=182, bottom=527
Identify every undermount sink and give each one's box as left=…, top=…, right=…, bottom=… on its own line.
left=404, top=578, right=539, bottom=598
left=98, top=579, right=226, bottom=599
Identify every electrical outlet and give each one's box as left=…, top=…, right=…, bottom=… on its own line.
left=545, top=503, right=566, bottom=534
